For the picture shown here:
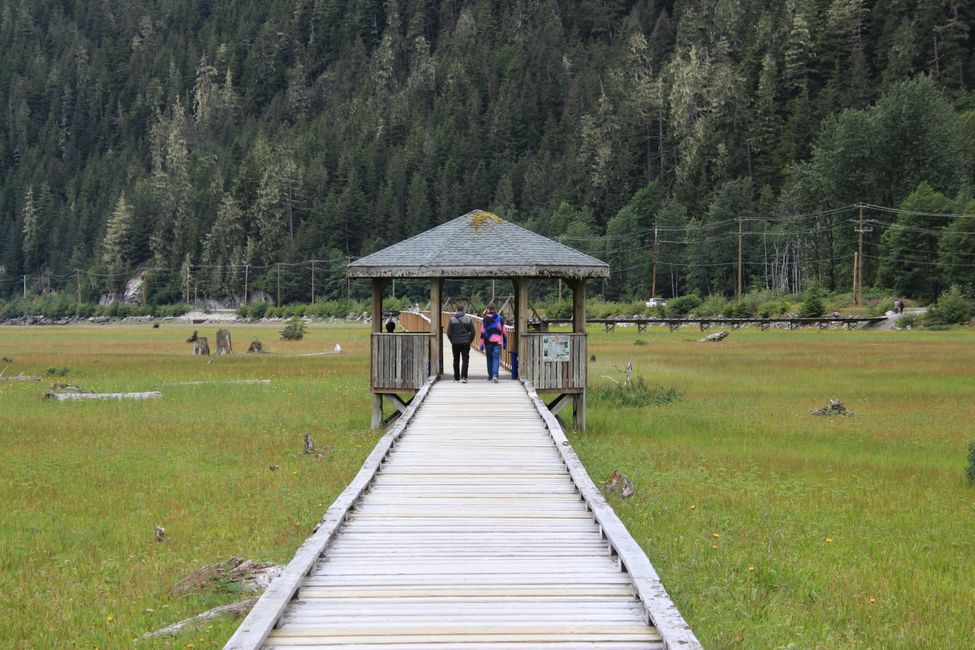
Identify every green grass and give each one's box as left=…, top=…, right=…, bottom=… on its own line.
left=1, top=324, right=973, bottom=648
left=575, top=327, right=975, bottom=649
left=0, top=324, right=377, bottom=648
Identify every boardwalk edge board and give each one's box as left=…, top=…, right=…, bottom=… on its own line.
left=521, top=379, right=703, bottom=650
left=224, top=376, right=438, bottom=650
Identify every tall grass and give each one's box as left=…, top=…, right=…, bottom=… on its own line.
left=2, top=324, right=973, bottom=647
left=0, top=324, right=375, bottom=648
left=574, top=327, right=975, bottom=648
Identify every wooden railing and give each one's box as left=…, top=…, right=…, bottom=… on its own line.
left=371, top=333, right=429, bottom=391
left=520, top=333, right=587, bottom=391
left=397, top=310, right=431, bottom=333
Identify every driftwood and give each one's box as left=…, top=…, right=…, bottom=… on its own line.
left=812, top=399, right=853, bottom=416
left=0, top=373, right=41, bottom=382
left=216, top=329, right=233, bottom=355
left=604, top=470, right=636, bottom=498
left=175, top=557, right=282, bottom=595
left=44, top=390, right=162, bottom=401
left=139, top=598, right=257, bottom=640
left=186, top=330, right=210, bottom=355
left=164, top=379, right=270, bottom=386
left=699, top=331, right=729, bottom=342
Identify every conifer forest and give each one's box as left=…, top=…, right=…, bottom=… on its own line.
left=1, top=0, right=974, bottom=305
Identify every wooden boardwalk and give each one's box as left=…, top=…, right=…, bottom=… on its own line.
left=227, top=351, right=699, bottom=649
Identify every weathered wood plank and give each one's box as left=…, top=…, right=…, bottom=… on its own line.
left=223, top=376, right=437, bottom=650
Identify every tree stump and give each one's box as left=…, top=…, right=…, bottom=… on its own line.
left=247, top=340, right=264, bottom=353
left=186, top=330, right=210, bottom=355
left=216, top=329, right=233, bottom=355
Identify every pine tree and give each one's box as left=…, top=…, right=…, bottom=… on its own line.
left=101, top=194, right=133, bottom=287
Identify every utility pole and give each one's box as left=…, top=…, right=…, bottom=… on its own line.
left=736, top=218, right=743, bottom=300
left=651, top=226, right=658, bottom=300
left=277, top=263, right=282, bottom=307
left=311, top=259, right=316, bottom=304
left=243, top=263, right=249, bottom=306
left=854, top=203, right=872, bottom=306
left=852, top=252, right=858, bottom=301
left=76, top=270, right=81, bottom=304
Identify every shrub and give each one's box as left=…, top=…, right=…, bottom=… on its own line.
left=867, top=300, right=896, bottom=317
left=967, top=441, right=975, bottom=486
left=590, top=376, right=683, bottom=408
left=633, top=339, right=647, bottom=346
left=696, top=294, right=728, bottom=317
left=759, top=300, right=790, bottom=318
left=726, top=301, right=754, bottom=318
left=927, top=286, right=973, bottom=325
left=798, top=293, right=826, bottom=318
left=545, top=300, right=572, bottom=319
left=280, top=316, right=307, bottom=340
left=898, top=312, right=923, bottom=329
left=665, top=294, right=701, bottom=318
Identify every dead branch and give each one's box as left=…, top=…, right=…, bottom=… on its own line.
left=139, top=598, right=257, bottom=640
left=44, top=391, right=162, bottom=401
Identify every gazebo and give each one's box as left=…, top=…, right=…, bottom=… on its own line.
left=348, top=210, right=609, bottom=431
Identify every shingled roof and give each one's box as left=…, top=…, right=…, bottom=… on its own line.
left=347, top=210, right=610, bottom=279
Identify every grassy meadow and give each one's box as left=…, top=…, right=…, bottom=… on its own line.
left=0, top=323, right=378, bottom=649
left=0, top=322, right=973, bottom=648
left=576, top=326, right=975, bottom=649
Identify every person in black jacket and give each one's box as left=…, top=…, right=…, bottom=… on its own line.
left=446, top=303, right=475, bottom=383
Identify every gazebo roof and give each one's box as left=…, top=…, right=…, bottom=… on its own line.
left=347, top=210, right=609, bottom=279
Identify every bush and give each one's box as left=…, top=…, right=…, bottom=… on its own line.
left=696, top=294, right=728, bottom=317
left=758, top=300, right=790, bottom=318
left=798, top=294, right=826, bottom=318
left=927, top=286, right=973, bottom=325
left=280, top=316, right=307, bottom=340
left=726, top=301, right=754, bottom=318
left=590, top=376, right=683, bottom=407
left=967, top=441, right=975, bottom=486
left=898, top=312, right=923, bottom=329
left=544, top=300, right=572, bottom=319
left=664, top=294, right=701, bottom=318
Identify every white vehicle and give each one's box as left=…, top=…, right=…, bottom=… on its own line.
left=645, top=298, right=666, bottom=307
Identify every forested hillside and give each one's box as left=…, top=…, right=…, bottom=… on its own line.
left=1, top=0, right=974, bottom=304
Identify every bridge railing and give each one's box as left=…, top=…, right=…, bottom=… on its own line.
left=371, top=332, right=429, bottom=391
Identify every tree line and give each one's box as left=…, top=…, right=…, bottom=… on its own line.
left=1, top=0, right=973, bottom=305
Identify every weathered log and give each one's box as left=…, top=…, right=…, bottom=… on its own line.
left=44, top=391, right=163, bottom=401
left=139, top=598, right=257, bottom=640
left=0, top=373, right=41, bottom=382
left=216, top=329, right=233, bottom=355
left=699, top=331, right=729, bottom=342
left=164, top=379, right=270, bottom=386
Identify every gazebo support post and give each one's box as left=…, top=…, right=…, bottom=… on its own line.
left=572, top=278, right=587, bottom=431
left=371, top=278, right=386, bottom=430
left=430, top=278, right=443, bottom=376
left=514, top=278, right=529, bottom=377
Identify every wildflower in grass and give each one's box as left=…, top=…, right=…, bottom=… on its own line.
left=105, top=616, right=113, bottom=623
left=711, top=545, right=718, bottom=549
left=748, top=565, right=755, bottom=571
left=869, top=597, right=876, bottom=604
left=824, top=537, right=833, bottom=543
left=711, top=532, right=720, bottom=538
left=690, top=505, right=696, bottom=510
